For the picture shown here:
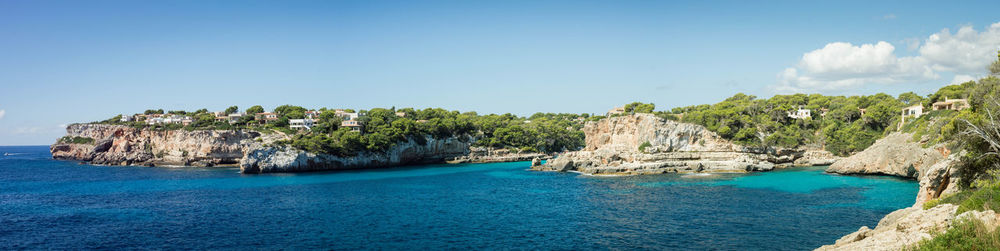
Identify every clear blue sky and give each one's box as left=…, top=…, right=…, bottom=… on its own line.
left=2, top=0, right=999, bottom=145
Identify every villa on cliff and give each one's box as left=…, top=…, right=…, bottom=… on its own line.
left=255, top=112, right=279, bottom=124
left=290, top=119, right=315, bottom=130
left=787, top=107, right=812, bottom=119
left=902, top=105, right=924, bottom=118
left=932, top=97, right=970, bottom=111
left=341, top=119, right=362, bottom=132
left=127, top=113, right=193, bottom=126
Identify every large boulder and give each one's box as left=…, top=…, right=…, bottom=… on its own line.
left=826, top=133, right=945, bottom=178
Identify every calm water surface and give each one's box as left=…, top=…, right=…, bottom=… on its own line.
left=0, top=146, right=917, bottom=250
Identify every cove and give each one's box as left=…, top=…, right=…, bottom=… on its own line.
left=0, top=146, right=916, bottom=250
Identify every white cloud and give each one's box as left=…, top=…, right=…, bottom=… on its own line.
left=950, top=74, right=977, bottom=85
left=920, top=23, right=1000, bottom=74
left=883, top=14, right=897, bottom=20
left=0, top=109, right=5, bottom=120
left=774, top=22, right=1000, bottom=93
left=775, top=41, right=937, bottom=92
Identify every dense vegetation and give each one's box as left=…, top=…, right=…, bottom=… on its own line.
left=668, top=92, right=906, bottom=155
left=58, top=136, right=95, bottom=144
left=282, top=108, right=586, bottom=156
left=909, top=54, right=1000, bottom=250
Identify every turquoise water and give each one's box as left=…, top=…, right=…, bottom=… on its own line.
left=0, top=146, right=917, bottom=250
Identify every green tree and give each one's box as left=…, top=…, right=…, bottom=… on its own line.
left=898, top=92, right=925, bottom=106
left=246, top=105, right=265, bottom=114
left=225, top=106, right=239, bottom=114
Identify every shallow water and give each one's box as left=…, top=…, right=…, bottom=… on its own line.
left=0, top=146, right=917, bottom=250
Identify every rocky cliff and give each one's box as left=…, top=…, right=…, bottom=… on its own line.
left=50, top=123, right=265, bottom=166
left=817, top=134, right=975, bottom=250
left=51, top=124, right=539, bottom=173
left=533, top=114, right=839, bottom=175
left=825, top=132, right=946, bottom=178
left=240, top=136, right=473, bottom=173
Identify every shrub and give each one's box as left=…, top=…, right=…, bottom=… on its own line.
left=638, top=141, right=652, bottom=153
left=59, top=136, right=95, bottom=144
left=908, top=218, right=1000, bottom=250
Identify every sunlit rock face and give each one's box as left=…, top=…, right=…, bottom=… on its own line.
left=534, top=114, right=836, bottom=175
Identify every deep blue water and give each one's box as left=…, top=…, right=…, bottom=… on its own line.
left=1, top=145, right=917, bottom=250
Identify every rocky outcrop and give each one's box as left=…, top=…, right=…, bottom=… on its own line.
left=818, top=131, right=972, bottom=249
left=817, top=204, right=959, bottom=251
left=915, top=154, right=962, bottom=206
left=446, top=147, right=549, bottom=164
left=817, top=204, right=1000, bottom=251
left=826, top=133, right=945, bottom=178
left=51, top=123, right=265, bottom=167
left=794, top=149, right=841, bottom=166
left=533, top=114, right=827, bottom=175
left=240, top=136, right=473, bottom=173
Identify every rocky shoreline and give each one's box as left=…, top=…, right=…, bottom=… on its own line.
left=532, top=114, right=839, bottom=175
left=813, top=132, right=999, bottom=250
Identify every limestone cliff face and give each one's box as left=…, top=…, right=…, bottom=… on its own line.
left=447, top=147, right=549, bottom=164
left=533, top=114, right=837, bottom=175
left=50, top=123, right=263, bottom=166
left=825, top=133, right=946, bottom=178
left=240, top=136, right=473, bottom=173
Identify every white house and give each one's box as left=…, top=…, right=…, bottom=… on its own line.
left=290, top=119, right=315, bottom=130
left=335, top=111, right=362, bottom=120
left=932, top=97, right=970, bottom=111
left=787, top=107, right=812, bottom=119
left=902, top=105, right=924, bottom=117
left=227, top=112, right=246, bottom=124
left=341, top=119, right=362, bottom=132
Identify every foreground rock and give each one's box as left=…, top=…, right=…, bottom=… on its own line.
left=240, top=136, right=473, bottom=173
left=533, top=114, right=834, bottom=175
left=817, top=204, right=958, bottom=251
left=825, top=133, right=945, bottom=178
left=50, top=124, right=264, bottom=167
left=818, top=131, right=969, bottom=250
left=817, top=204, right=1000, bottom=251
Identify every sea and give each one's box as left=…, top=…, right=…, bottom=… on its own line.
left=0, top=145, right=917, bottom=250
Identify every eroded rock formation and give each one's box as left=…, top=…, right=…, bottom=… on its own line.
left=533, top=114, right=838, bottom=175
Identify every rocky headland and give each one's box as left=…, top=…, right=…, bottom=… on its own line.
left=532, top=114, right=840, bottom=175
left=51, top=123, right=553, bottom=173
left=51, top=123, right=264, bottom=167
